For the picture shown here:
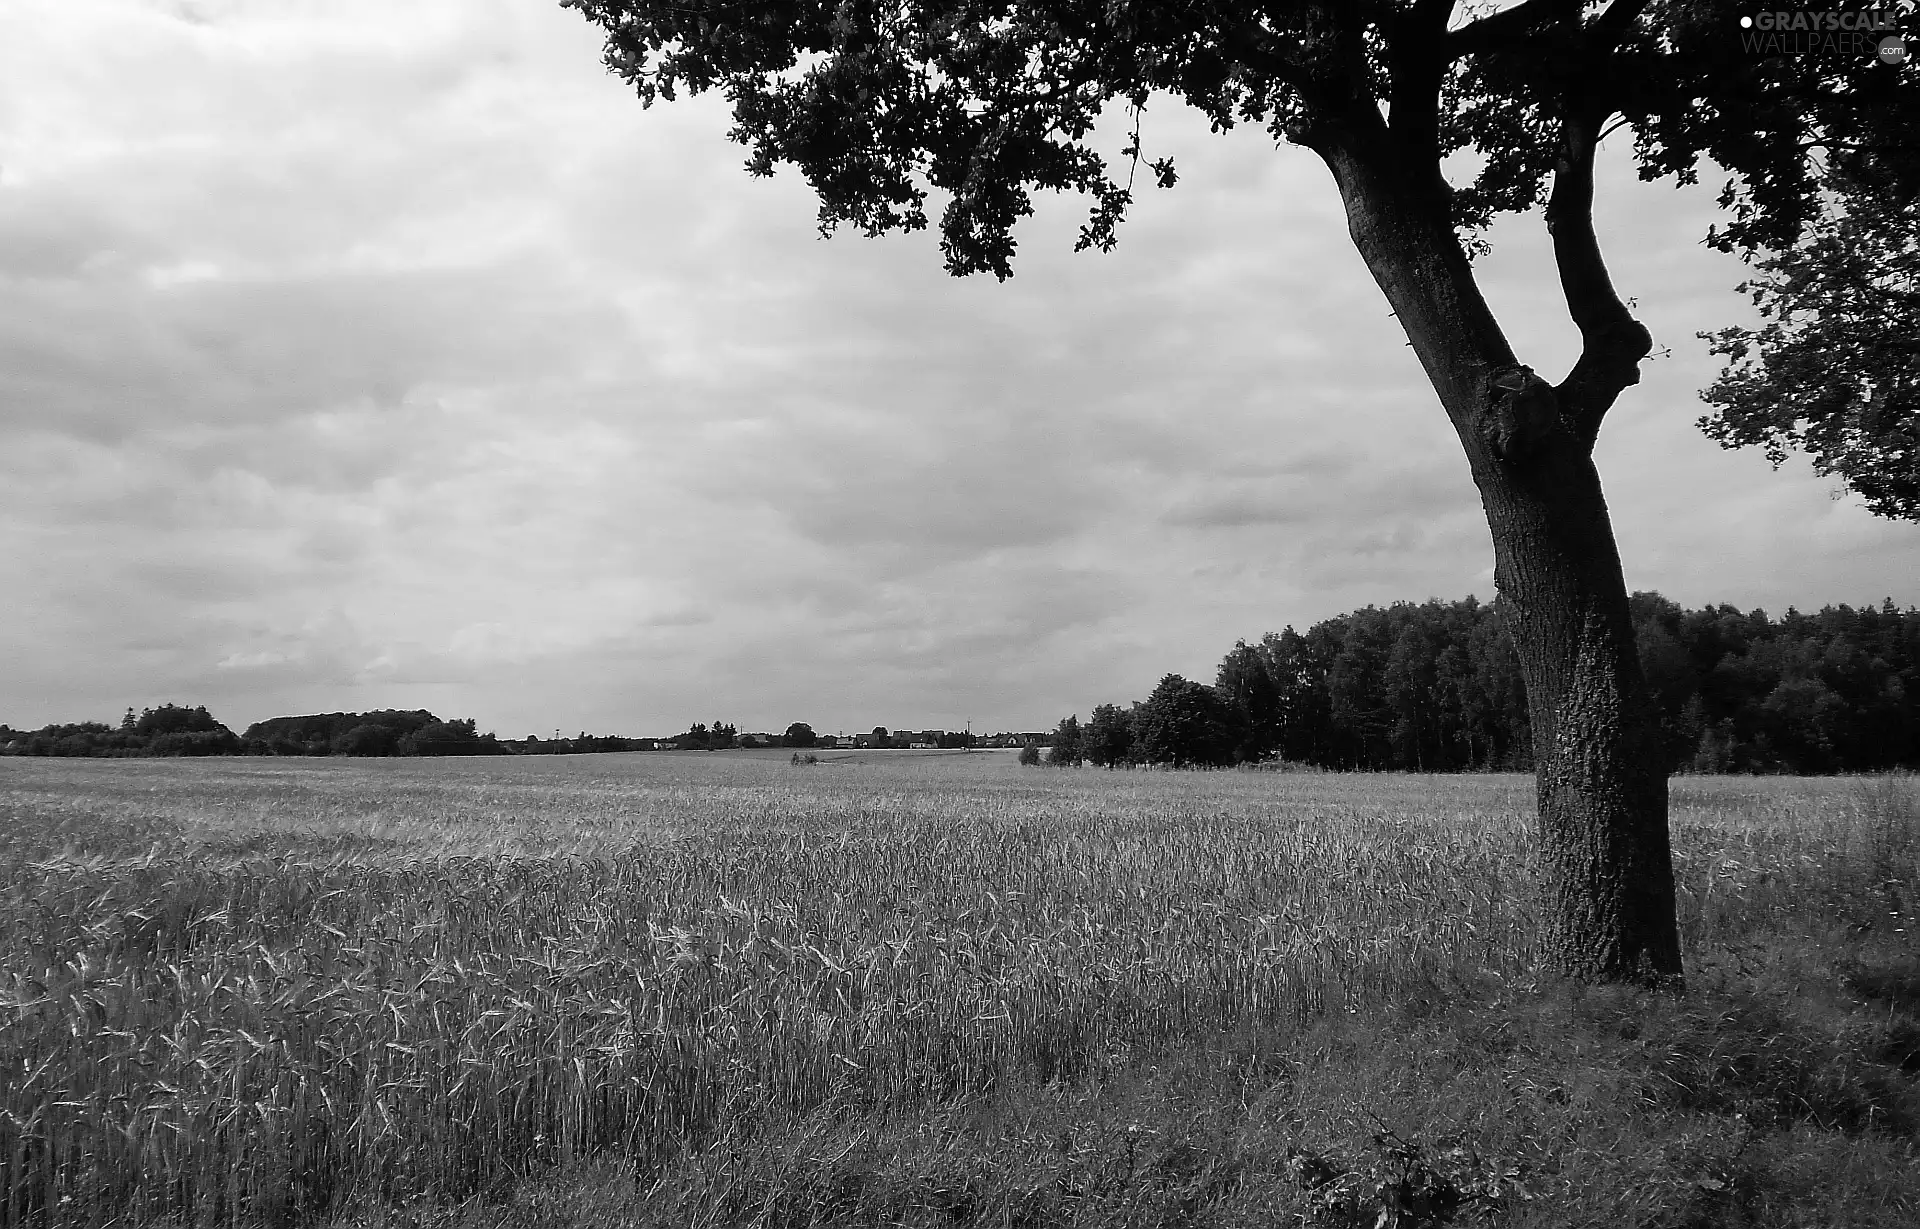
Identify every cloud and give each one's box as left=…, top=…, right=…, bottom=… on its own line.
left=0, top=0, right=1914, bottom=737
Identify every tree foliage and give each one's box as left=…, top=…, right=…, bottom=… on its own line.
left=784, top=722, right=819, bottom=747
left=1046, top=714, right=1085, bottom=765
left=1133, top=674, right=1238, bottom=768
left=562, top=1, right=1912, bottom=279
left=1699, top=172, right=1920, bottom=520
left=133, top=703, right=227, bottom=738
left=1215, top=641, right=1281, bottom=763
left=245, top=710, right=438, bottom=755
left=334, top=723, right=401, bottom=757
left=1083, top=702, right=1136, bottom=767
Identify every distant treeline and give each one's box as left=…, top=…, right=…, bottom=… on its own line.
left=244, top=712, right=510, bottom=757
left=0, top=706, right=512, bottom=759
left=0, top=704, right=248, bottom=758
left=1045, top=593, right=1920, bottom=774
left=0, top=707, right=808, bottom=760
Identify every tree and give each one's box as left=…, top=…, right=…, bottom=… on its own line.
left=1216, top=640, right=1281, bottom=763
left=1047, top=714, right=1085, bottom=765
left=1261, top=627, right=1334, bottom=766
left=1384, top=623, right=1440, bottom=772
left=563, top=0, right=1912, bottom=982
left=1135, top=674, right=1237, bottom=768
left=784, top=722, right=818, bottom=747
left=1083, top=702, right=1136, bottom=767
left=400, top=720, right=485, bottom=756
left=871, top=726, right=890, bottom=746
left=1699, top=172, right=1920, bottom=520
left=1327, top=611, right=1395, bottom=770
left=1018, top=741, right=1042, bottom=766
left=135, top=704, right=225, bottom=738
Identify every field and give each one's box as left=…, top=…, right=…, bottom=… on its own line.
left=2, top=751, right=1916, bottom=1228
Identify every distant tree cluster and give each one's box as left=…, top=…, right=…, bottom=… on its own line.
left=673, top=722, right=738, bottom=751
left=241, top=712, right=508, bottom=757
left=659, top=722, right=852, bottom=750
left=1, top=706, right=873, bottom=760
left=1042, top=675, right=1244, bottom=770
left=1631, top=595, right=1920, bottom=774
left=1040, top=594, right=1920, bottom=774
left=519, top=732, right=660, bottom=755
left=0, top=707, right=510, bottom=758
left=0, top=704, right=241, bottom=758
left=859, top=726, right=978, bottom=749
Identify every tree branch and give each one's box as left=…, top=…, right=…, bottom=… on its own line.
left=1590, top=0, right=1651, bottom=48
left=1218, top=17, right=1307, bottom=89
left=1447, top=0, right=1585, bottom=59
left=1226, top=8, right=1374, bottom=150
left=1387, top=0, right=1459, bottom=167
left=1547, top=107, right=1652, bottom=447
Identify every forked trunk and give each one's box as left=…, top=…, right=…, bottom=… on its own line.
left=1312, top=116, right=1684, bottom=983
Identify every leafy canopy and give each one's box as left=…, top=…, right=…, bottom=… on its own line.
left=563, top=0, right=1910, bottom=277
left=565, top=1, right=1917, bottom=515
left=1136, top=673, right=1238, bottom=767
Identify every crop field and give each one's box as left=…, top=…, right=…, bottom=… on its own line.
left=2, top=751, right=1916, bottom=1228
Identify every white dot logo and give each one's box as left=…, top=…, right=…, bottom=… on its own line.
left=1740, top=15, right=1754, bottom=27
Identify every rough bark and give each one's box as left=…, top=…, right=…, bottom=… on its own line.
left=1305, top=97, right=1683, bottom=984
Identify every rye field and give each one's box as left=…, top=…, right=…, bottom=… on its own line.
left=1, top=751, right=1915, bottom=1228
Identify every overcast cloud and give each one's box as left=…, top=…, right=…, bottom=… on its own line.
left=2, top=0, right=1914, bottom=739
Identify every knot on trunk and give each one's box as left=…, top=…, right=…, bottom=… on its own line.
left=1480, top=365, right=1563, bottom=462
left=1594, top=319, right=1655, bottom=388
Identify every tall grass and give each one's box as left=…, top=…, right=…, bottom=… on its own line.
left=0, top=755, right=1910, bottom=1226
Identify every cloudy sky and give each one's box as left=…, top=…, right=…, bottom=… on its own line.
left=2, top=0, right=1914, bottom=740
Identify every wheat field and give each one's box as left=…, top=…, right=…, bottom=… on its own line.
left=0, top=751, right=1911, bottom=1226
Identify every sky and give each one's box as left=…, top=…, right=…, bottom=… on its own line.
left=1, top=0, right=1914, bottom=740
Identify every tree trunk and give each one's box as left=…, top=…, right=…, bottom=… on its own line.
left=1474, top=429, right=1682, bottom=983
left=1308, top=110, right=1684, bottom=984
